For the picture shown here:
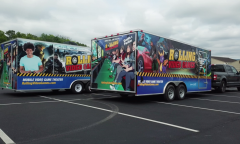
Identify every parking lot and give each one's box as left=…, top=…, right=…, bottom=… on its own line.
left=1, top=88, right=240, bottom=144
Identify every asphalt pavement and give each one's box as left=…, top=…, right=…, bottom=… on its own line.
left=0, top=88, right=240, bottom=144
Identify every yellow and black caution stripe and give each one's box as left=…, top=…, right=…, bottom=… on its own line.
left=137, top=72, right=211, bottom=79
left=17, top=73, right=91, bottom=77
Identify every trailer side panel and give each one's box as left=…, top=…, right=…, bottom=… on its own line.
left=136, top=31, right=211, bottom=95
left=16, top=39, right=91, bottom=90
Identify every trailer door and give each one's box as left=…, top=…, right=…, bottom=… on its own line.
left=1, top=42, right=13, bottom=89
left=198, top=51, right=208, bottom=89
left=91, top=32, right=136, bottom=93
left=0, top=47, right=3, bottom=88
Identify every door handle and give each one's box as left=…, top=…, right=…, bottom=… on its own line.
left=204, top=82, right=208, bottom=84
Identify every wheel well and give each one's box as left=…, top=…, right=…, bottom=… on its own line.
left=163, top=82, right=187, bottom=94
left=163, top=82, right=175, bottom=94
left=70, top=80, right=85, bottom=89
left=178, top=82, right=187, bottom=92
left=222, top=78, right=227, bottom=83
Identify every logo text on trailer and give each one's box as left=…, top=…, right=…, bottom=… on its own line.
left=65, top=54, right=91, bottom=73
left=168, top=49, right=196, bottom=69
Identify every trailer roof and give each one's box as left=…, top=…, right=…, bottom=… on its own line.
left=91, top=29, right=210, bottom=51
left=0, top=38, right=91, bottom=52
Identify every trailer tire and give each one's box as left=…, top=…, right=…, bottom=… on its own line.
left=218, top=81, right=226, bottom=93
left=164, top=85, right=175, bottom=102
left=65, top=89, right=71, bottom=92
left=85, top=82, right=91, bottom=93
left=175, top=84, right=186, bottom=100
left=237, top=87, right=240, bottom=91
left=120, top=93, right=128, bottom=98
left=71, top=81, right=83, bottom=94
left=51, top=89, right=59, bottom=92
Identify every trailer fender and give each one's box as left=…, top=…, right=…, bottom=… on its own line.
left=163, top=81, right=185, bottom=94
left=69, top=79, right=89, bottom=89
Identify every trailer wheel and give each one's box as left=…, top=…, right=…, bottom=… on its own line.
left=51, top=89, right=59, bottom=92
left=71, top=81, right=83, bottom=93
left=65, top=89, right=71, bottom=92
left=120, top=93, right=128, bottom=98
left=85, top=82, right=91, bottom=93
left=175, top=84, right=186, bottom=100
left=218, top=81, right=226, bottom=93
left=164, top=85, right=175, bottom=102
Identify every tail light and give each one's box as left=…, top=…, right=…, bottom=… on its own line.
left=213, top=74, right=217, bottom=80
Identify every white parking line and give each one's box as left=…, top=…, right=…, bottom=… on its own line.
left=153, top=101, right=240, bottom=115
left=0, top=96, right=119, bottom=106
left=92, top=93, right=240, bottom=115
left=0, top=129, right=15, bottom=144
left=0, top=101, right=58, bottom=106
left=41, top=96, right=199, bottom=133
left=198, top=94, right=240, bottom=99
left=190, top=98, right=240, bottom=104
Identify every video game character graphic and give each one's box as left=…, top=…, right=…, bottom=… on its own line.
left=149, top=41, right=158, bottom=73
left=138, top=33, right=148, bottom=46
left=157, top=40, right=169, bottom=73
left=42, top=53, right=64, bottom=74
left=157, top=49, right=167, bottom=73
left=33, top=42, right=47, bottom=67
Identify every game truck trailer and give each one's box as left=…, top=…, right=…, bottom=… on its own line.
left=90, top=30, right=211, bottom=101
left=0, top=38, right=91, bottom=93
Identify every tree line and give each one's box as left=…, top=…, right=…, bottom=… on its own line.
left=0, top=30, right=87, bottom=47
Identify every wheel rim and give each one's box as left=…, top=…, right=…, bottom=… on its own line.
left=72, top=57, right=77, bottom=64
left=222, top=82, right=225, bottom=92
left=138, top=60, right=143, bottom=72
left=75, top=84, right=82, bottom=92
left=179, top=88, right=185, bottom=98
left=89, top=85, right=91, bottom=92
left=168, top=88, right=174, bottom=99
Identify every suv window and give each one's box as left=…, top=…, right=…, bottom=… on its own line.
left=211, top=65, right=225, bottom=72
left=231, top=66, right=238, bottom=74
left=225, top=65, right=233, bottom=73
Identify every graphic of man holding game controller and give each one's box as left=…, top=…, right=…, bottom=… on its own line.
left=20, top=42, right=44, bottom=73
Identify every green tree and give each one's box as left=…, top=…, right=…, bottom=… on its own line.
left=5, top=30, right=16, bottom=40
left=0, top=30, right=8, bottom=43
left=0, top=30, right=88, bottom=47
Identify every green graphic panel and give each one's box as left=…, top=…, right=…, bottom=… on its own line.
left=94, top=59, right=124, bottom=91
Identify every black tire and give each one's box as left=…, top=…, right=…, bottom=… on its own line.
left=51, top=89, right=59, bottom=92
left=164, top=85, right=175, bottom=102
left=237, top=87, right=240, bottom=91
left=85, top=82, right=91, bottom=93
left=175, top=84, right=186, bottom=100
left=65, top=89, right=71, bottom=92
left=137, top=56, right=144, bottom=72
left=218, top=81, right=226, bottom=93
left=71, top=81, right=84, bottom=94
left=120, top=93, right=128, bottom=98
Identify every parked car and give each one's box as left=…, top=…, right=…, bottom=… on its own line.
left=211, top=64, right=240, bottom=92
left=137, top=46, right=153, bottom=72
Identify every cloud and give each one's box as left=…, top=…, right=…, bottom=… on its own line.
left=0, top=0, right=239, bottom=58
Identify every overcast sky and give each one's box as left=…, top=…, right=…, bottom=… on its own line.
left=1, top=0, right=240, bottom=58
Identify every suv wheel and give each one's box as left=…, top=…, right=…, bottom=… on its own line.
left=237, top=87, right=240, bottom=91
left=218, top=81, right=226, bottom=93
